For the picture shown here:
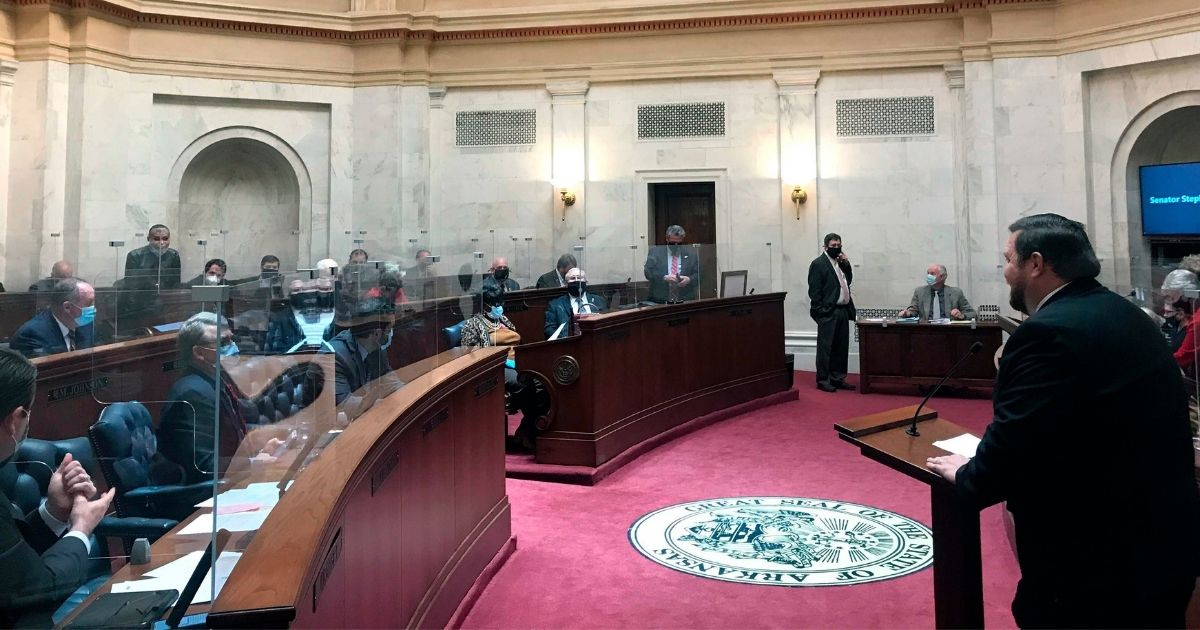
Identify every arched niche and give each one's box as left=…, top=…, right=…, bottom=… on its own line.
left=1110, top=93, right=1200, bottom=292
left=167, top=127, right=313, bottom=281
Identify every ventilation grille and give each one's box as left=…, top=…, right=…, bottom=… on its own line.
left=455, top=109, right=537, bottom=146
left=836, top=96, right=935, bottom=137
left=637, top=102, right=726, bottom=139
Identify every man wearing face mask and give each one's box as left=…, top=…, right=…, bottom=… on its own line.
left=808, top=233, right=855, bottom=392
left=11, top=279, right=97, bottom=358
left=322, top=299, right=404, bottom=421
left=536, top=254, right=578, bottom=289
left=644, top=225, right=699, bottom=304
left=926, top=214, right=1199, bottom=627
left=543, top=268, right=607, bottom=339
left=122, top=224, right=181, bottom=290
left=187, top=258, right=227, bottom=286
left=1159, top=268, right=1198, bottom=353
left=898, top=263, right=976, bottom=321
left=484, top=257, right=521, bottom=292
left=0, top=349, right=116, bottom=627
left=158, top=312, right=285, bottom=484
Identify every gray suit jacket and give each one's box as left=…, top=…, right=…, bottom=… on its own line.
left=907, top=284, right=976, bottom=320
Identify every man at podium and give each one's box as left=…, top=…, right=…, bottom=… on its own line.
left=898, top=263, right=976, bottom=320
left=927, top=213, right=1199, bottom=627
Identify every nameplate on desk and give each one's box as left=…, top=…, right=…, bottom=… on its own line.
left=667, top=317, right=690, bottom=327
left=313, top=528, right=343, bottom=613
left=370, top=450, right=400, bottom=496
left=422, top=408, right=450, bottom=435
left=47, top=377, right=110, bottom=402
left=729, top=308, right=753, bottom=317
left=474, top=375, right=498, bottom=398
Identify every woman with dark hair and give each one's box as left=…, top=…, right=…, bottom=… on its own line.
left=459, top=283, right=519, bottom=349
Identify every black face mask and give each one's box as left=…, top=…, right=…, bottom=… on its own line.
left=826, top=246, right=842, bottom=259
left=260, top=270, right=279, bottom=279
left=667, top=243, right=682, bottom=252
left=567, top=281, right=586, bottom=298
left=494, top=267, right=510, bottom=282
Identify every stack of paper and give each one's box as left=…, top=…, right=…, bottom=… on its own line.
left=931, top=433, right=981, bottom=458
left=178, top=510, right=271, bottom=536
left=195, top=481, right=290, bottom=509
left=110, top=551, right=242, bottom=605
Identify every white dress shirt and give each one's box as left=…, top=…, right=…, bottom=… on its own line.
left=572, top=295, right=594, bottom=315
left=828, top=255, right=850, bottom=305
left=54, top=315, right=75, bottom=351
left=38, top=500, right=92, bottom=552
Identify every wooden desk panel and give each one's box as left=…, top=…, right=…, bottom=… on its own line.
left=516, top=294, right=790, bottom=467
left=857, top=321, right=1002, bottom=394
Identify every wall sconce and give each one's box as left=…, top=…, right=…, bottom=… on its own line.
left=560, top=189, right=577, bottom=207
left=790, top=186, right=808, bottom=220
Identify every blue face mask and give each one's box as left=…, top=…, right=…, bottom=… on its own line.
left=74, top=305, right=96, bottom=327
left=925, top=274, right=937, bottom=286
left=490, top=305, right=504, bottom=320
left=219, top=343, right=240, bottom=357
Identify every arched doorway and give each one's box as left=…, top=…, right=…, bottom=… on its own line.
left=169, top=128, right=312, bottom=282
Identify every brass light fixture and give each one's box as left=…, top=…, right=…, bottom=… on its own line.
left=790, top=186, right=808, bottom=205
left=560, top=189, right=577, bottom=207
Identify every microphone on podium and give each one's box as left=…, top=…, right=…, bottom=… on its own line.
left=906, top=341, right=984, bottom=437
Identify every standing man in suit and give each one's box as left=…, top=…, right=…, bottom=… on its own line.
left=543, top=268, right=607, bottom=338
left=536, top=254, right=577, bottom=289
left=0, top=348, right=114, bottom=627
left=808, top=233, right=855, bottom=392
left=899, top=263, right=976, bottom=320
left=158, top=312, right=284, bottom=484
left=643, top=225, right=699, bottom=304
left=927, top=214, right=1199, bottom=627
left=10, top=279, right=96, bottom=358
left=28, top=260, right=73, bottom=293
left=485, top=257, right=521, bottom=291
left=123, top=224, right=181, bottom=290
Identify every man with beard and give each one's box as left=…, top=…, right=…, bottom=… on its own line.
left=927, top=213, right=1199, bottom=627
left=807, top=233, right=855, bottom=392
left=543, top=267, right=607, bottom=339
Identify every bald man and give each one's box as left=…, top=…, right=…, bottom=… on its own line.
left=485, top=257, right=520, bottom=291
left=899, top=263, right=976, bottom=321
left=10, top=279, right=96, bottom=358
left=28, top=261, right=74, bottom=293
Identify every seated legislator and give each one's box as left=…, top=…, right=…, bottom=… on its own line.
left=459, top=285, right=540, bottom=448
left=535, top=254, right=577, bottom=289
left=158, top=312, right=283, bottom=484
left=321, top=299, right=404, bottom=421
left=898, top=263, right=976, bottom=320
left=123, top=224, right=181, bottom=291
left=186, top=258, right=227, bottom=286
left=10, top=279, right=96, bottom=358
left=28, top=260, right=73, bottom=293
left=643, top=224, right=699, bottom=303
left=543, top=267, right=607, bottom=339
left=1159, top=269, right=1198, bottom=353
left=0, top=349, right=115, bottom=627
left=485, top=257, right=520, bottom=292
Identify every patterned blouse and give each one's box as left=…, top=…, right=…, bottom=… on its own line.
left=459, top=313, right=518, bottom=348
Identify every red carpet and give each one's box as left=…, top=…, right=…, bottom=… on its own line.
left=463, top=373, right=1020, bottom=628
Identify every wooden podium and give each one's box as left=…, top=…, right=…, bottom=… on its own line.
left=835, top=406, right=984, bottom=629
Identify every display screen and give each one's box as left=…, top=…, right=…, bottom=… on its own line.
left=1141, top=161, right=1200, bottom=236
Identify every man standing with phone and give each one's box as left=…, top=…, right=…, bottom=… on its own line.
left=808, top=233, right=855, bottom=392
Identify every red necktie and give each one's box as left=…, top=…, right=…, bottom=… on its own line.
left=670, top=256, right=679, bottom=276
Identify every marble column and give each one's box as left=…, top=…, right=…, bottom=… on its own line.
left=945, top=63, right=972, bottom=298
left=775, top=69, right=820, bottom=339
left=399, top=85, right=431, bottom=257
left=962, top=60, right=1005, bottom=311
left=0, top=61, right=16, bottom=286
left=547, top=80, right=588, bottom=271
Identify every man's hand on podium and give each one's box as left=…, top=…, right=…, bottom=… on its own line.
left=926, top=454, right=969, bottom=482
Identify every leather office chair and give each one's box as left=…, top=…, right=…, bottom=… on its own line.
left=89, top=402, right=215, bottom=523
left=443, top=320, right=467, bottom=348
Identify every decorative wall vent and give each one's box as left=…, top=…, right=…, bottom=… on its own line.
left=455, top=109, right=537, bottom=146
left=835, top=96, right=935, bottom=137
left=637, top=102, right=726, bottom=139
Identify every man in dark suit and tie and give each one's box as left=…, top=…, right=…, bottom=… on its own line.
left=536, top=254, right=577, bottom=289
left=158, top=312, right=284, bottom=484
left=322, top=300, right=405, bottom=421
left=543, top=268, right=607, bottom=339
left=123, top=224, right=181, bottom=290
left=807, top=233, right=855, bottom=392
left=10, top=279, right=97, bottom=359
left=643, top=225, right=699, bottom=303
left=928, top=213, right=1200, bottom=627
left=0, top=348, right=115, bottom=627
left=899, top=263, right=977, bottom=320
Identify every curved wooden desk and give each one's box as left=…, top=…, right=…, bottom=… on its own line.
left=515, top=293, right=791, bottom=467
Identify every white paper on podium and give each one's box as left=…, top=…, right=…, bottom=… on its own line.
left=110, top=551, right=242, bottom=605
left=177, top=509, right=270, bottom=535
left=932, top=433, right=982, bottom=458
left=548, top=322, right=567, bottom=341
left=195, top=481, right=291, bottom=508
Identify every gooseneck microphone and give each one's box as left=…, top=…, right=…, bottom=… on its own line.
left=906, top=341, right=984, bottom=437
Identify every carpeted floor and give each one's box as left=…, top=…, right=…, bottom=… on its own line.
left=463, top=373, right=1021, bottom=629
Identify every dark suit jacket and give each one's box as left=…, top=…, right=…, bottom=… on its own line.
left=535, top=270, right=566, bottom=289
left=643, top=246, right=700, bottom=303
left=158, top=367, right=257, bottom=484
left=955, top=279, right=1200, bottom=622
left=482, top=276, right=520, bottom=291
left=9, top=309, right=95, bottom=359
left=123, top=245, right=181, bottom=290
left=27, top=278, right=57, bottom=293
left=0, top=490, right=89, bottom=627
left=807, top=253, right=855, bottom=320
left=543, top=293, right=608, bottom=338
left=323, top=330, right=403, bottom=420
